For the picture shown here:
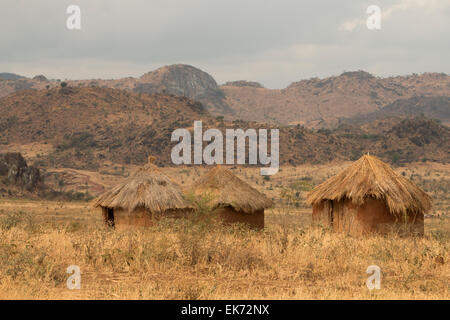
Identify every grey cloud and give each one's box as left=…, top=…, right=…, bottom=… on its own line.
left=0, top=0, right=448, bottom=88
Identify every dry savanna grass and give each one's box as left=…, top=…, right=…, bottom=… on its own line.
left=0, top=199, right=448, bottom=300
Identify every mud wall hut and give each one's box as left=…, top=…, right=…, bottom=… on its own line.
left=93, top=157, right=191, bottom=228
left=306, top=155, right=432, bottom=236
left=190, top=166, right=273, bottom=229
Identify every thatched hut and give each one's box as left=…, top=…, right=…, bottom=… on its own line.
left=93, top=157, right=191, bottom=228
left=190, top=166, right=273, bottom=229
left=306, top=155, right=432, bottom=236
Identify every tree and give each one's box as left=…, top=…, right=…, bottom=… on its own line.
left=58, top=179, right=65, bottom=192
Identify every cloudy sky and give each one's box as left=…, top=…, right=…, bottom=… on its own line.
left=1, top=0, right=449, bottom=88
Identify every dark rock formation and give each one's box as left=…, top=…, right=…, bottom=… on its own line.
left=0, top=152, right=43, bottom=191
left=134, top=64, right=233, bottom=114
left=32, top=75, right=48, bottom=82
left=340, top=70, right=375, bottom=80
left=222, top=80, right=264, bottom=88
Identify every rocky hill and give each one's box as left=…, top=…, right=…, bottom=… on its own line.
left=0, top=87, right=448, bottom=172
left=0, top=73, right=26, bottom=80
left=134, top=64, right=232, bottom=114
left=0, top=65, right=232, bottom=115
left=221, top=71, right=450, bottom=127
left=1, top=66, right=448, bottom=128
left=0, top=86, right=209, bottom=169
left=340, top=96, right=450, bottom=126
left=351, top=116, right=449, bottom=164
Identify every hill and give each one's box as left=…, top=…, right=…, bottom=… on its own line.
left=348, top=116, right=449, bottom=164
left=221, top=71, right=450, bottom=127
left=0, top=87, right=448, bottom=172
left=134, top=64, right=232, bottom=114
left=340, top=96, right=450, bottom=126
left=1, top=67, right=448, bottom=128
left=0, top=86, right=207, bottom=169
left=0, top=72, right=26, bottom=80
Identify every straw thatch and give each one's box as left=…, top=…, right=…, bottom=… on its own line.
left=93, top=157, right=189, bottom=213
left=191, top=166, right=273, bottom=213
left=306, top=155, right=432, bottom=216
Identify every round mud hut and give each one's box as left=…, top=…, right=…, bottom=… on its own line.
left=93, top=157, right=191, bottom=229
left=190, top=166, right=273, bottom=229
left=306, top=155, right=432, bottom=236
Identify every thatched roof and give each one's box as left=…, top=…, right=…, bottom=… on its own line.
left=190, top=166, right=273, bottom=213
left=306, top=155, right=432, bottom=215
left=93, top=157, right=189, bottom=212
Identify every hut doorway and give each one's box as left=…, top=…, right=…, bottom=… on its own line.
left=328, top=201, right=334, bottom=227
left=106, top=207, right=115, bottom=227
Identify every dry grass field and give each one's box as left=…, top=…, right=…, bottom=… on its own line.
left=0, top=163, right=448, bottom=300
left=0, top=199, right=448, bottom=300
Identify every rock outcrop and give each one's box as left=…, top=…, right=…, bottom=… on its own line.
left=32, top=75, right=48, bottom=82
left=0, top=153, right=43, bottom=191
left=135, top=64, right=233, bottom=114
left=223, top=80, right=264, bottom=88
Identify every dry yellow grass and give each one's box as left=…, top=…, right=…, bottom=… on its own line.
left=0, top=200, right=448, bottom=300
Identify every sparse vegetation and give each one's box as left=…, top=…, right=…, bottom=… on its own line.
left=0, top=160, right=448, bottom=300
left=0, top=201, right=447, bottom=299
left=0, top=63, right=448, bottom=301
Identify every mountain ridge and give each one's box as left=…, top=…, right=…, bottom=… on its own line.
left=1, top=65, right=448, bottom=128
left=0, top=87, right=448, bottom=171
